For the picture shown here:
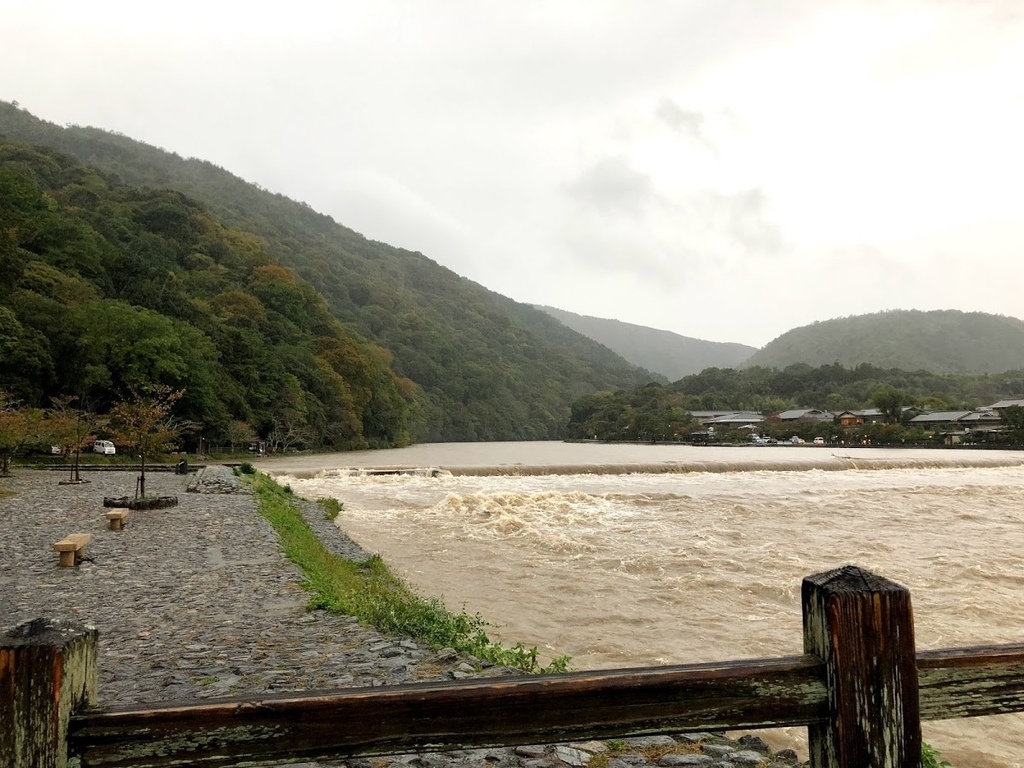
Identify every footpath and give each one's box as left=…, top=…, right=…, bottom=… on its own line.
left=0, top=467, right=803, bottom=768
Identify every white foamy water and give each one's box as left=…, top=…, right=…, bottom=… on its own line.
left=267, top=443, right=1024, bottom=767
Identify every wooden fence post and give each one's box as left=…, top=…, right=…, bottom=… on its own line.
left=803, top=566, right=922, bottom=768
left=0, top=618, right=98, bottom=768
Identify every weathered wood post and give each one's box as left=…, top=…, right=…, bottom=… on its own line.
left=0, top=618, right=98, bottom=768
left=803, top=566, right=922, bottom=768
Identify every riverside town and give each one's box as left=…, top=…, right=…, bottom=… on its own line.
left=683, top=399, right=1024, bottom=447
left=567, top=392, right=1024, bottom=448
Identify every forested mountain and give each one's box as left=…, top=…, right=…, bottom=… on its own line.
left=536, top=306, right=756, bottom=380
left=744, top=310, right=1024, bottom=373
left=0, top=138, right=414, bottom=450
left=0, top=102, right=656, bottom=442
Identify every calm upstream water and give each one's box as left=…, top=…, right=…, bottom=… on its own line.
left=266, top=442, right=1024, bottom=767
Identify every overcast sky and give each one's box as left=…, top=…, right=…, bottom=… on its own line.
left=5, top=1, right=1024, bottom=347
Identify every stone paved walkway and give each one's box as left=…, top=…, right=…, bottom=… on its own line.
left=0, top=468, right=802, bottom=768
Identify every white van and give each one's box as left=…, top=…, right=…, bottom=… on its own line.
left=92, top=440, right=116, bottom=455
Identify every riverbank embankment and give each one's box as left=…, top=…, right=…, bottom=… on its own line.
left=1, top=468, right=802, bottom=768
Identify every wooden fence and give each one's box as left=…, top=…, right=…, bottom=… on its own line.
left=4, top=565, right=1024, bottom=768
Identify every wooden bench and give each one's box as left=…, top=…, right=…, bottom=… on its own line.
left=104, top=508, right=129, bottom=531
left=52, top=533, right=93, bottom=567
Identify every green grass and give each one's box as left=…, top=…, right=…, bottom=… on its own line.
left=250, top=473, right=570, bottom=674
left=316, top=496, right=344, bottom=520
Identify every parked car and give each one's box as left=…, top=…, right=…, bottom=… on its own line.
left=789, top=436, right=805, bottom=444
left=813, top=437, right=826, bottom=446
left=92, top=440, right=116, bottom=455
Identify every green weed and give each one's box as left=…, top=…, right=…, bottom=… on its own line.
left=316, top=496, right=344, bottom=520
left=923, top=743, right=951, bottom=768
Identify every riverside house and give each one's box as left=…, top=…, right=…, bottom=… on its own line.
left=776, top=408, right=833, bottom=422
left=702, top=411, right=765, bottom=429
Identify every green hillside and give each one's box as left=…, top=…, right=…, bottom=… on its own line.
left=0, top=102, right=656, bottom=441
left=537, top=305, right=756, bottom=380
left=743, top=310, right=1024, bottom=374
left=0, top=138, right=412, bottom=449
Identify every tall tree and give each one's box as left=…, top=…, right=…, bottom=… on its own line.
left=1001, top=405, right=1024, bottom=445
left=870, top=386, right=911, bottom=424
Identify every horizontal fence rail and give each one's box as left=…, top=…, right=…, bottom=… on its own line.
left=6, top=566, right=1024, bottom=768
left=68, top=655, right=826, bottom=768
left=64, top=645, right=1024, bottom=768
left=917, top=644, right=1024, bottom=719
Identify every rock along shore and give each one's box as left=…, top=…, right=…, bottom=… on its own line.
left=0, top=467, right=803, bottom=768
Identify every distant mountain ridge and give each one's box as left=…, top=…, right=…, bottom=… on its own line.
left=536, top=306, right=757, bottom=380
left=743, top=309, right=1024, bottom=374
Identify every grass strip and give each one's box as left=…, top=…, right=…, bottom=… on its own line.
left=250, top=472, right=570, bottom=674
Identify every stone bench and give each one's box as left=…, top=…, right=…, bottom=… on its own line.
left=104, top=508, right=129, bottom=531
left=52, top=533, right=93, bottom=567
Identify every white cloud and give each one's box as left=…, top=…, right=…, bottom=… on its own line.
left=563, top=156, right=658, bottom=217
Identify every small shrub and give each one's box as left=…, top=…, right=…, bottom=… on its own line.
left=317, top=496, right=344, bottom=520
left=236, top=462, right=257, bottom=475
left=922, top=743, right=951, bottom=768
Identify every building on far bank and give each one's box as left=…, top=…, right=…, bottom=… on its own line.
left=835, top=408, right=885, bottom=427
left=990, top=399, right=1024, bottom=414
left=688, top=410, right=738, bottom=425
left=908, top=411, right=972, bottom=431
left=777, top=408, right=833, bottom=422
left=703, top=412, right=765, bottom=429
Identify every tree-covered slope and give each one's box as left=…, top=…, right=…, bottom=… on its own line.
left=0, top=102, right=656, bottom=441
left=536, top=305, right=756, bottom=380
left=742, top=310, right=1024, bottom=374
left=0, top=138, right=413, bottom=450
